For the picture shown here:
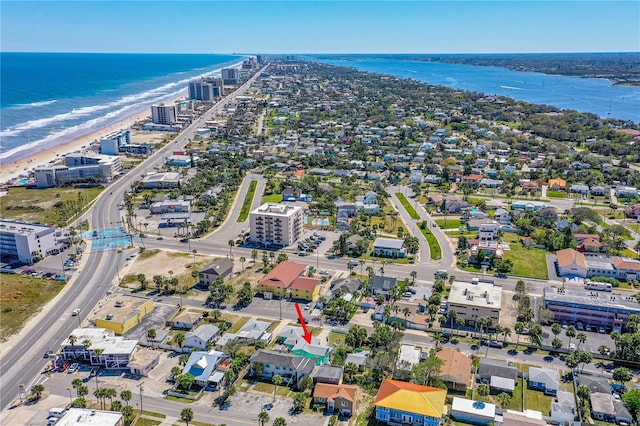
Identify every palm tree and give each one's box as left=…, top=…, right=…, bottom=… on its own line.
left=514, top=322, right=525, bottom=350
left=240, top=256, right=246, bottom=271
left=501, top=327, right=512, bottom=345
left=251, top=249, right=258, bottom=264
left=565, top=326, right=576, bottom=349
left=30, top=384, right=45, bottom=400
left=120, top=389, right=132, bottom=406
left=410, top=270, right=417, bottom=285
left=181, top=407, right=194, bottom=426
left=272, top=375, right=283, bottom=402
left=497, top=392, right=511, bottom=408
left=273, top=418, right=287, bottom=426
left=258, top=411, right=270, bottom=426
left=343, top=362, right=358, bottom=384
left=147, top=328, right=157, bottom=348
left=448, top=309, right=457, bottom=334
left=228, top=239, right=235, bottom=257
left=456, top=317, right=466, bottom=337
left=68, top=334, right=78, bottom=359
left=192, top=249, right=198, bottom=265
left=576, top=332, right=587, bottom=350
left=173, top=332, right=185, bottom=349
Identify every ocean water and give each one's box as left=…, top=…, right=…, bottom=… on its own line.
left=0, top=53, right=244, bottom=162
left=310, top=55, right=640, bottom=124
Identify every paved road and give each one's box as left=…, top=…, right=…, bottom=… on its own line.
left=0, top=66, right=268, bottom=412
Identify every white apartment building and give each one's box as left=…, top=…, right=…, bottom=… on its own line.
left=221, top=68, right=239, bottom=85
left=0, top=220, right=57, bottom=264
left=478, top=221, right=500, bottom=241
left=447, top=280, right=502, bottom=327
left=188, top=79, right=224, bottom=101
left=34, top=153, right=122, bottom=188
left=249, top=203, right=303, bottom=248
left=61, top=328, right=137, bottom=369
left=151, top=104, right=178, bottom=125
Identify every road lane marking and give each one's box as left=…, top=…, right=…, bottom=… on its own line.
left=143, top=401, right=256, bottom=425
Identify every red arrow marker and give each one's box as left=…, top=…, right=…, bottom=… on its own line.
left=294, top=303, right=313, bottom=344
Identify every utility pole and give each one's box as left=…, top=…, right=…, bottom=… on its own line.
left=138, top=383, right=144, bottom=414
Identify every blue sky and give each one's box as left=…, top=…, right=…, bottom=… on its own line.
left=1, top=1, right=638, bottom=53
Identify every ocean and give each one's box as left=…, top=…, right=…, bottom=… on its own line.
left=0, top=53, right=244, bottom=162
left=310, top=55, right=640, bottom=124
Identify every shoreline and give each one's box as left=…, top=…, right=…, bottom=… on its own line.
left=0, top=97, right=185, bottom=185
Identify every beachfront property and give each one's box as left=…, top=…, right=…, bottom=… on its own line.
left=447, top=280, right=502, bottom=327
left=249, top=202, right=303, bottom=248
left=89, top=295, right=154, bottom=335
left=221, top=68, right=240, bottom=85
left=543, top=286, right=640, bottom=332
left=60, top=328, right=138, bottom=369
left=449, top=397, right=496, bottom=425
left=0, top=220, right=59, bottom=264
left=100, top=130, right=131, bottom=155
left=34, top=152, right=122, bottom=187
left=556, top=248, right=640, bottom=281
left=151, top=103, right=178, bottom=125
left=188, top=78, right=224, bottom=101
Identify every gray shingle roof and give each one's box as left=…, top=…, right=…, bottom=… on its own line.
left=250, top=349, right=315, bottom=374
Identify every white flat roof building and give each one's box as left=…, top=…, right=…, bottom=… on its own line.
left=141, top=172, right=181, bottom=189
left=448, top=281, right=502, bottom=326
left=250, top=203, right=303, bottom=247
left=55, top=408, right=123, bottom=426
left=0, top=220, right=57, bottom=264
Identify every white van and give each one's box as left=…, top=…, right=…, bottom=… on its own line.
left=49, top=407, right=67, bottom=418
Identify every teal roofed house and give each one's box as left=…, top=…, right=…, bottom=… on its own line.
left=291, top=340, right=330, bottom=365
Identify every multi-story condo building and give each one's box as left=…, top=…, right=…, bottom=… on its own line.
left=151, top=104, right=178, bottom=125
left=100, top=130, right=131, bottom=155
left=543, top=287, right=640, bottom=332
left=0, top=220, right=57, bottom=264
left=447, top=280, right=502, bottom=327
left=34, top=153, right=122, bottom=188
left=188, top=79, right=224, bottom=101
left=249, top=203, right=303, bottom=247
left=221, top=68, right=239, bottom=85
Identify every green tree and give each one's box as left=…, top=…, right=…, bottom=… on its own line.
left=273, top=417, right=287, bottom=426
left=622, top=389, right=640, bottom=423
left=272, top=375, right=283, bottom=402
left=565, top=326, right=576, bottom=349
left=146, top=328, right=156, bottom=348
left=121, top=405, right=134, bottom=424
left=292, top=392, right=307, bottom=414
left=30, top=384, right=45, bottom=400
left=258, top=411, right=270, bottom=426
left=120, top=389, right=132, bottom=406
left=176, top=373, right=195, bottom=391
left=613, top=367, right=634, bottom=383
left=576, top=332, right=587, bottom=350
left=497, top=392, right=512, bottom=408
left=345, top=325, right=368, bottom=348
left=551, top=337, right=563, bottom=350
left=343, top=362, right=358, bottom=384
left=477, top=384, right=490, bottom=398
left=173, top=332, right=185, bottom=348
left=412, top=356, right=444, bottom=386
left=551, top=323, right=562, bottom=337
left=181, top=407, right=194, bottom=426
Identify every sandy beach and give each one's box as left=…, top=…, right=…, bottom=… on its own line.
left=0, top=100, right=185, bottom=185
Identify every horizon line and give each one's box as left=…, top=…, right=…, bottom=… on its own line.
left=1, top=50, right=639, bottom=55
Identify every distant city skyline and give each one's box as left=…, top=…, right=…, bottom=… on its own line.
left=1, top=1, right=638, bottom=54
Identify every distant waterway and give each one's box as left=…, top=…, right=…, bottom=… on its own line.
left=310, top=56, right=640, bottom=124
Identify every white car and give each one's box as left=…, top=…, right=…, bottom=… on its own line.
left=71, top=308, right=81, bottom=316
left=67, top=363, right=80, bottom=374
left=304, top=303, right=312, bottom=310
left=569, top=343, right=576, bottom=350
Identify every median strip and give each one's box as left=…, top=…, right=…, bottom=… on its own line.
left=238, top=180, right=258, bottom=222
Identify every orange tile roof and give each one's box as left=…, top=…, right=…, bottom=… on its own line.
left=612, top=259, right=640, bottom=271
left=259, top=261, right=306, bottom=288
left=291, top=277, right=320, bottom=291
left=548, top=178, right=567, bottom=188
left=313, top=383, right=357, bottom=402
left=556, top=248, right=586, bottom=269
left=374, top=379, right=447, bottom=418
left=434, top=348, right=472, bottom=387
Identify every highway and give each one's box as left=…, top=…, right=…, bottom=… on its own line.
left=0, top=66, right=267, bottom=411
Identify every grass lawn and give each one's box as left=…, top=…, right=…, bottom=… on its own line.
left=134, top=418, right=162, bottom=426
left=224, top=315, right=250, bottom=334
left=418, top=222, right=442, bottom=260
left=618, top=248, right=638, bottom=259
left=328, top=332, right=346, bottom=347
left=435, top=219, right=462, bottom=229
left=546, top=190, right=567, bottom=198
left=262, top=193, right=282, bottom=203
left=253, top=381, right=291, bottom=397
left=238, top=180, right=258, bottom=222
left=0, top=186, right=104, bottom=226
left=524, top=386, right=553, bottom=415
left=0, top=274, right=66, bottom=342
left=395, top=193, right=420, bottom=219
left=140, top=411, right=166, bottom=419
left=502, top=234, right=548, bottom=279
left=504, top=377, right=524, bottom=411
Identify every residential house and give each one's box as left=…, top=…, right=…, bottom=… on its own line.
left=394, top=344, right=421, bottom=381
left=477, top=221, right=499, bottom=241
left=372, top=237, right=406, bottom=258
left=590, top=185, right=608, bottom=196
left=477, top=359, right=517, bottom=394
left=480, top=178, right=503, bottom=189
left=626, top=203, right=640, bottom=218
left=501, top=410, right=547, bottom=426
left=409, top=170, right=423, bottom=184
left=374, top=379, right=447, bottom=426
left=291, top=340, right=331, bottom=365
left=181, top=350, right=226, bottom=389
left=551, top=391, right=576, bottom=424
left=616, top=186, right=638, bottom=198
left=434, top=348, right=472, bottom=391
left=257, top=261, right=307, bottom=299
left=216, top=319, right=271, bottom=348
left=170, top=311, right=203, bottom=330
left=450, top=398, right=496, bottom=425
left=330, top=278, right=363, bottom=296
left=277, top=325, right=321, bottom=348
left=290, top=276, right=321, bottom=302
left=345, top=351, right=369, bottom=372
left=511, top=200, right=548, bottom=211
left=528, top=367, right=558, bottom=395
left=250, top=349, right=315, bottom=386
left=346, top=235, right=365, bottom=255
left=185, top=324, right=220, bottom=350
left=313, top=383, right=358, bottom=416
left=548, top=178, right=567, bottom=191
left=198, top=258, right=234, bottom=288
left=590, top=393, right=633, bottom=424
left=314, top=365, right=343, bottom=384
left=570, top=184, right=590, bottom=195
left=370, top=275, right=398, bottom=300
left=521, top=181, right=539, bottom=192
left=493, top=208, right=510, bottom=224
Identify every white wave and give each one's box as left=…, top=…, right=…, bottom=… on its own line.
left=500, top=85, right=525, bottom=91
left=8, top=99, right=58, bottom=109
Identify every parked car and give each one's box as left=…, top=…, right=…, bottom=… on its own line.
left=297, top=317, right=309, bottom=324
left=43, top=350, right=53, bottom=358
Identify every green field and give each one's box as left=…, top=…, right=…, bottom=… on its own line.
left=396, top=193, right=420, bottom=219
left=524, top=386, right=553, bottom=415
left=0, top=186, right=104, bottom=226
left=435, top=219, right=462, bottom=229
left=0, top=273, right=66, bottom=342
left=502, top=234, right=548, bottom=279
left=419, top=222, right=442, bottom=260
left=262, top=193, right=282, bottom=203
left=546, top=190, right=567, bottom=198
left=237, top=180, right=258, bottom=222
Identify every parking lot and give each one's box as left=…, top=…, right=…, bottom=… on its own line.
left=540, top=324, right=615, bottom=353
